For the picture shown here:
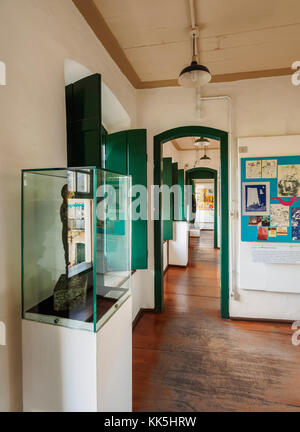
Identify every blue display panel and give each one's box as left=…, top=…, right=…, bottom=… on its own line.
left=241, top=156, right=300, bottom=243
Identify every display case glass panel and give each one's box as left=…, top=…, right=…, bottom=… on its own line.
left=22, top=168, right=131, bottom=332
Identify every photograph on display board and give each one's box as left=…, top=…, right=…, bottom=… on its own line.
left=248, top=216, right=261, bottom=226
left=278, top=165, right=300, bottom=197
left=261, top=216, right=270, bottom=227
left=291, top=207, right=300, bottom=226
left=257, top=226, right=268, bottom=241
left=262, top=159, right=277, bottom=178
left=270, top=204, right=290, bottom=227
left=292, top=226, right=300, bottom=241
left=268, top=227, right=277, bottom=238
left=242, top=182, right=270, bottom=216
left=246, top=160, right=261, bottom=179
left=277, top=227, right=288, bottom=235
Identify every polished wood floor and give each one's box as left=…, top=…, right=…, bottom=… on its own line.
left=133, top=231, right=300, bottom=412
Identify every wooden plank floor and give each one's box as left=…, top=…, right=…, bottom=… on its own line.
left=132, top=231, right=300, bottom=412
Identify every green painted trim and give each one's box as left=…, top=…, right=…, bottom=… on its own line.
left=162, top=157, right=173, bottom=240
left=177, top=169, right=185, bottom=221
left=214, top=175, right=218, bottom=250
left=153, top=126, right=229, bottom=318
left=220, top=133, right=229, bottom=319
left=154, top=135, right=163, bottom=313
left=186, top=167, right=218, bottom=249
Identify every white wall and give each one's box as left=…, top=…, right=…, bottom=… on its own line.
left=163, top=141, right=180, bottom=163
left=137, top=74, right=300, bottom=322
left=163, top=241, right=168, bottom=271
left=0, top=0, right=137, bottom=411
left=131, top=270, right=153, bottom=321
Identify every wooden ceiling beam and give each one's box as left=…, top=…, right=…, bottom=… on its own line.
left=72, top=0, right=141, bottom=89
left=73, top=1, right=292, bottom=90
left=138, top=68, right=292, bottom=89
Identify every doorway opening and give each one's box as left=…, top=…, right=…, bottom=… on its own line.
left=186, top=167, right=218, bottom=249
left=154, top=126, right=229, bottom=318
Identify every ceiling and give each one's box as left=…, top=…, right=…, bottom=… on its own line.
left=171, top=137, right=220, bottom=151
left=74, top=0, right=300, bottom=88
left=194, top=178, right=214, bottom=184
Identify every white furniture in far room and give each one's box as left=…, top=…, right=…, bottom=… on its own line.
left=189, top=228, right=200, bottom=237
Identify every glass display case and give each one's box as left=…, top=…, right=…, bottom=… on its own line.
left=21, top=167, right=131, bottom=332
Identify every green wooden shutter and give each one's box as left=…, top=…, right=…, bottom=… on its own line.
left=105, top=129, right=148, bottom=269
left=128, top=130, right=147, bottom=269
left=172, top=162, right=178, bottom=221
left=162, top=157, right=173, bottom=240
left=105, top=131, right=127, bottom=175
left=66, top=73, right=102, bottom=168
left=178, top=169, right=185, bottom=221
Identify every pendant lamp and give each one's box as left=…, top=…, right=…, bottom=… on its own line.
left=194, top=137, right=210, bottom=147
left=200, top=145, right=211, bottom=160
left=178, top=29, right=211, bottom=88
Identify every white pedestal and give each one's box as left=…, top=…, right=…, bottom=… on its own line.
left=189, top=229, right=200, bottom=237
left=22, top=297, right=132, bottom=412
left=169, top=222, right=189, bottom=266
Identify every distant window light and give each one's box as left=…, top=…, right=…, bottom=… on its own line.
left=0, top=61, right=6, bottom=85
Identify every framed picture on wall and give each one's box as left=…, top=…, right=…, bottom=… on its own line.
left=242, top=182, right=270, bottom=216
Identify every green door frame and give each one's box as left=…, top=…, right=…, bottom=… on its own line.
left=186, top=167, right=218, bottom=249
left=154, top=126, right=229, bottom=318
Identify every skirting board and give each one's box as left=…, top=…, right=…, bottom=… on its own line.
left=230, top=316, right=294, bottom=324
left=132, top=308, right=155, bottom=330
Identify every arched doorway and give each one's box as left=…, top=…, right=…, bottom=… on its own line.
left=186, top=167, right=218, bottom=249
left=154, top=126, right=229, bottom=318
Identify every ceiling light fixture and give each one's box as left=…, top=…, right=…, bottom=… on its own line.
left=178, top=28, right=211, bottom=88
left=194, top=137, right=210, bottom=147
left=200, top=145, right=211, bottom=161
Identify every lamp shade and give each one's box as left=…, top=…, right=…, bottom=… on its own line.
left=194, top=137, right=210, bottom=147
left=200, top=154, right=211, bottom=160
left=178, top=61, right=211, bottom=88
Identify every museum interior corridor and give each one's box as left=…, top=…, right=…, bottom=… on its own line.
left=3, top=0, right=300, bottom=415
left=132, top=231, right=300, bottom=412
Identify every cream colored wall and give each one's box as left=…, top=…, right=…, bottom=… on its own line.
left=163, top=142, right=220, bottom=172
left=179, top=149, right=220, bottom=172
left=162, top=141, right=180, bottom=163
left=0, top=0, right=137, bottom=411
left=137, top=74, right=300, bottom=320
